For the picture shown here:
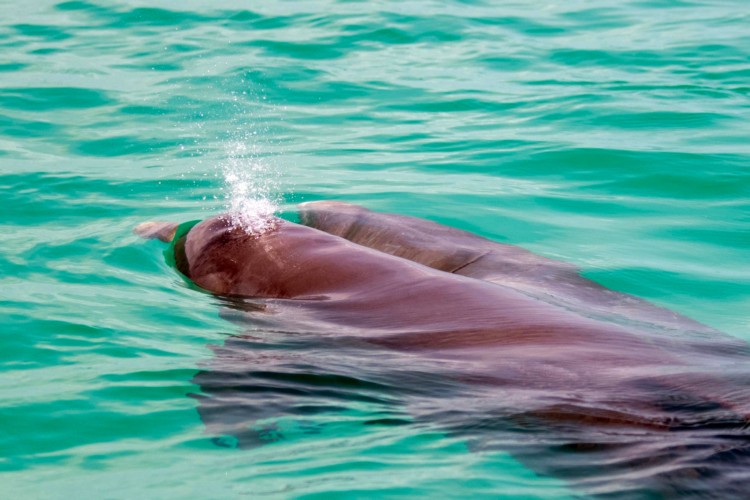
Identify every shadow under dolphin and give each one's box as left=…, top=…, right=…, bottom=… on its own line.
left=137, top=202, right=750, bottom=498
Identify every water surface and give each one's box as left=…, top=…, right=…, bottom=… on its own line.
left=1, top=0, right=749, bottom=498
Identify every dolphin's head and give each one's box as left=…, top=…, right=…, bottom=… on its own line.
left=139, top=215, right=291, bottom=297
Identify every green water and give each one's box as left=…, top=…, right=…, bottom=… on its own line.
left=1, top=0, right=748, bottom=497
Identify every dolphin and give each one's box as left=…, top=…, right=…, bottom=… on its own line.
left=136, top=205, right=750, bottom=498
left=298, top=201, right=715, bottom=335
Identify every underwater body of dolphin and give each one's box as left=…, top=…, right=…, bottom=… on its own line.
left=137, top=202, right=750, bottom=498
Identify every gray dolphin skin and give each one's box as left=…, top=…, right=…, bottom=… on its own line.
left=298, top=201, right=713, bottom=334
left=138, top=202, right=750, bottom=498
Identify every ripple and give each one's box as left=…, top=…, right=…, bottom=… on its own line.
left=0, top=87, right=113, bottom=111
left=13, top=24, right=72, bottom=41
left=72, top=136, right=182, bottom=157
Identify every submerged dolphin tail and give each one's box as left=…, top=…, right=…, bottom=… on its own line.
left=133, top=221, right=179, bottom=243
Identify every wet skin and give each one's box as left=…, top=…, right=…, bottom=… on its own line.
left=139, top=205, right=750, bottom=498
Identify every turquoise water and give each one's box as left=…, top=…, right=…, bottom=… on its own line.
left=2, top=0, right=749, bottom=497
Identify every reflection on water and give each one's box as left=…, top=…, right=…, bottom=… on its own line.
left=196, top=291, right=750, bottom=498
